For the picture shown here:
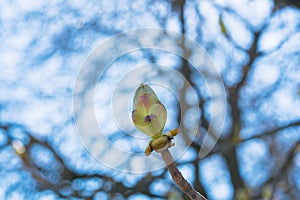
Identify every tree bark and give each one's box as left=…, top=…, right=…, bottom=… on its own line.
left=160, top=149, right=207, bottom=200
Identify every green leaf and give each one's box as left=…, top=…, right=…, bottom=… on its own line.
left=132, top=84, right=167, bottom=137
left=133, top=84, right=159, bottom=114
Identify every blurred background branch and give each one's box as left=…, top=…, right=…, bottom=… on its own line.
left=1, top=0, right=300, bottom=199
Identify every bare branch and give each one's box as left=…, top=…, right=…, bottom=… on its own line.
left=241, top=120, right=300, bottom=143
left=158, top=146, right=207, bottom=200
left=259, top=140, right=300, bottom=199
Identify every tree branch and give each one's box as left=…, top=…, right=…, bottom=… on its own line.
left=257, top=140, right=300, bottom=199
left=158, top=145, right=207, bottom=200
left=240, top=120, right=300, bottom=143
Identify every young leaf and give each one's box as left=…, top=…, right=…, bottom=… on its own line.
left=132, top=84, right=167, bottom=138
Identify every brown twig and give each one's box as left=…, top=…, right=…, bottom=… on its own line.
left=157, top=145, right=207, bottom=200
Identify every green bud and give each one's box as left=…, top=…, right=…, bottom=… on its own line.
left=150, top=135, right=168, bottom=150
left=132, top=84, right=167, bottom=138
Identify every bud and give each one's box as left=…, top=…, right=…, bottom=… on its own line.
left=132, top=84, right=167, bottom=138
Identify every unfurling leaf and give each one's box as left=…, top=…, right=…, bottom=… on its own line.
left=132, top=84, right=179, bottom=156
left=132, top=84, right=167, bottom=138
